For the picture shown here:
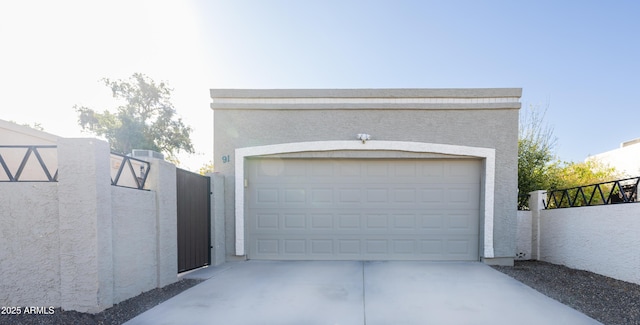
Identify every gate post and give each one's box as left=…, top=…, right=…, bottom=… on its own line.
left=209, top=173, right=226, bottom=266
left=143, top=157, right=178, bottom=287
left=529, top=190, right=546, bottom=260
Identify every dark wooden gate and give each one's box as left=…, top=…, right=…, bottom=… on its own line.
left=177, top=168, right=211, bottom=273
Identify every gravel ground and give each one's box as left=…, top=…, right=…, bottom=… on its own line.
left=1, top=278, right=203, bottom=325
left=3, top=261, right=639, bottom=325
left=493, top=260, right=640, bottom=325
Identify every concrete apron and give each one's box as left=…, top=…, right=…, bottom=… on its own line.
left=125, top=261, right=601, bottom=325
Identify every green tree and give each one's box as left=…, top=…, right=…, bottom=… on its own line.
left=518, top=103, right=558, bottom=201
left=549, top=159, right=620, bottom=190
left=74, top=73, right=194, bottom=163
left=517, top=103, right=621, bottom=208
left=545, top=159, right=621, bottom=207
left=198, top=160, right=214, bottom=175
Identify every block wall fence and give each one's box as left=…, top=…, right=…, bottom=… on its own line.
left=0, top=138, right=178, bottom=313
left=517, top=190, right=640, bottom=286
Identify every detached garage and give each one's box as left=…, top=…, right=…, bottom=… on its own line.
left=211, top=88, right=521, bottom=265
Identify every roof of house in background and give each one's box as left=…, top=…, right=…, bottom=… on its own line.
left=588, top=137, right=640, bottom=177
left=0, top=118, right=60, bottom=145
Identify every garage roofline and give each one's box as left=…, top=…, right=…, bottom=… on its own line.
left=235, top=140, right=496, bottom=259
left=210, top=88, right=522, bottom=111
left=211, top=88, right=522, bottom=98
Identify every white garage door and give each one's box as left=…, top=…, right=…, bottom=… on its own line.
left=246, top=158, right=480, bottom=260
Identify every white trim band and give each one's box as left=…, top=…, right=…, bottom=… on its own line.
left=213, top=97, right=518, bottom=105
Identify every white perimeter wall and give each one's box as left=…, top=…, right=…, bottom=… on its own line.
left=539, top=204, right=640, bottom=285
left=111, top=186, right=158, bottom=304
left=0, top=138, right=178, bottom=313
left=517, top=191, right=640, bottom=285
left=0, top=183, right=60, bottom=307
left=515, top=210, right=532, bottom=261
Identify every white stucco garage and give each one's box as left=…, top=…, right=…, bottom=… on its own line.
left=211, top=88, right=521, bottom=265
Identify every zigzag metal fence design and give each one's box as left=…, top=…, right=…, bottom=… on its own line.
left=110, top=152, right=150, bottom=190
left=0, top=146, right=150, bottom=190
left=518, top=194, right=530, bottom=211
left=544, top=176, right=639, bottom=209
left=0, top=145, right=58, bottom=182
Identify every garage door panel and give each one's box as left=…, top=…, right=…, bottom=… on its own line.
left=448, top=160, right=480, bottom=175
left=419, top=213, right=444, bottom=229
left=252, top=186, right=477, bottom=207
left=311, top=162, right=334, bottom=177
left=284, top=188, right=306, bottom=203
left=366, top=188, right=389, bottom=203
left=366, top=163, right=389, bottom=176
left=310, top=188, right=332, bottom=204
left=446, top=187, right=480, bottom=205
left=338, top=239, right=361, bottom=254
left=393, top=188, right=416, bottom=202
left=310, top=214, right=333, bottom=229
left=256, top=239, right=279, bottom=255
left=392, top=239, right=416, bottom=254
left=393, top=162, right=417, bottom=177
left=338, top=163, right=361, bottom=176
left=250, top=236, right=479, bottom=260
left=446, top=211, right=479, bottom=232
left=337, top=214, right=360, bottom=229
left=256, top=188, right=279, bottom=204
left=247, top=158, right=480, bottom=261
left=250, top=210, right=477, bottom=234
left=392, top=214, right=416, bottom=229
left=421, top=163, right=445, bottom=177
left=365, top=239, right=389, bottom=254
left=311, top=239, right=333, bottom=254
left=283, top=213, right=306, bottom=229
left=338, top=188, right=362, bottom=203
left=283, top=239, right=306, bottom=254
left=447, top=239, right=473, bottom=255
left=256, top=213, right=279, bottom=230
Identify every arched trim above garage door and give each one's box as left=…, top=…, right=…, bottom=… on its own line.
left=235, top=141, right=495, bottom=258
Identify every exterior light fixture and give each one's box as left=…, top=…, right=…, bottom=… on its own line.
left=357, top=133, right=371, bottom=144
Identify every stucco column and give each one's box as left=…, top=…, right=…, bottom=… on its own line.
left=143, top=157, right=178, bottom=287
left=57, top=138, right=114, bottom=313
left=529, top=190, right=546, bottom=260
left=208, top=172, right=226, bottom=266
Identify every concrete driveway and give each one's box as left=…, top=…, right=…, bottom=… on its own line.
left=125, top=261, right=600, bottom=325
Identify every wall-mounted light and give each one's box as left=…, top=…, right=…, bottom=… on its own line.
left=357, top=133, right=371, bottom=144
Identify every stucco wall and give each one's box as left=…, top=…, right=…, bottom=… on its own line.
left=0, top=183, right=60, bottom=307
left=143, top=157, right=178, bottom=288
left=208, top=172, right=226, bottom=266
left=515, top=211, right=532, bottom=260
left=539, top=204, right=640, bottom=285
left=0, top=138, right=179, bottom=313
left=111, top=186, right=158, bottom=304
left=211, top=88, right=521, bottom=261
left=58, top=138, right=114, bottom=313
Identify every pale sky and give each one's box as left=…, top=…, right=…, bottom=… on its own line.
left=1, top=1, right=639, bottom=171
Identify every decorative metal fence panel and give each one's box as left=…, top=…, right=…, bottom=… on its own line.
left=518, top=194, right=530, bottom=211
left=544, top=177, right=639, bottom=209
left=110, top=152, right=150, bottom=190
left=0, top=145, right=58, bottom=182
